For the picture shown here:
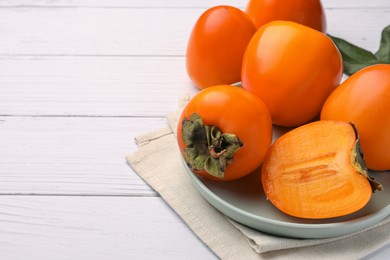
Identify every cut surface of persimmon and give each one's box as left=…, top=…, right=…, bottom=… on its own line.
left=261, top=120, right=382, bottom=219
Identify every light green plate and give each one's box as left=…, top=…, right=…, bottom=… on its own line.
left=183, top=158, right=390, bottom=238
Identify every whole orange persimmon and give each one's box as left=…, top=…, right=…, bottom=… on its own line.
left=186, top=6, right=256, bottom=89
left=241, top=21, right=343, bottom=127
left=321, top=64, right=390, bottom=171
left=245, top=0, right=326, bottom=32
left=177, top=85, right=272, bottom=181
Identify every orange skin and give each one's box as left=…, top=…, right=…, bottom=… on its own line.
left=246, top=0, right=326, bottom=32
left=177, top=85, right=272, bottom=181
left=321, top=64, right=390, bottom=171
left=241, top=21, right=343, bottom=127
left=186, top=6, right=256, bottom=89
left=262, top=120, right=373, bottom=219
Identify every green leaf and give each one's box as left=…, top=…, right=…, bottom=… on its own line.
left=328, top=34, right=379, bottom=75
left=328, top=25, right=390, bottom=75
left=375, top=25, right=390, bottom=63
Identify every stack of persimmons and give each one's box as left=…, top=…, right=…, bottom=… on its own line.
left=176, top=0, right=390, bottom=219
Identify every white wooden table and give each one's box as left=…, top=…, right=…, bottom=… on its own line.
left=0, top=0, right=389, bottom=259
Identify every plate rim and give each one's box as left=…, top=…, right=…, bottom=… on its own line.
left=184, top=159, right=390, bottom=238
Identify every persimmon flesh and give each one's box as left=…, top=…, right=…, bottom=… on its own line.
left=261, top=120, right=382, bottom=219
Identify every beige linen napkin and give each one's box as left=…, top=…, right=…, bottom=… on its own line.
left=127, top=95, right=390, bottom=259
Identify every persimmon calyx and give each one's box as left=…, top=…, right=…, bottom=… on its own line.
left=350, top=123, right=383, bottom=193
left=181, top=113, right=243, bottom=178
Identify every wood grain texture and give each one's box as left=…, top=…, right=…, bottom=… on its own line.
left=0, top=0, right=389, bottom=8
left=0, top=1, right=387, bottom=119
left=0, top=116, right=168, bottom=195
left=0, top=8, right=388, bottom=116
left=0, top=7, right=387, bottom=56
left=0, top=196, right=215, bottom=260
left=0, top=56, right=197, bottom=116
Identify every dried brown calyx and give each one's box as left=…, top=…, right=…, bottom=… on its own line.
left=181, top=113, right=243, bottom=178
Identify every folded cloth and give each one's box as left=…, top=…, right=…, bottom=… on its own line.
left=127, top=95, right=390, bottom=259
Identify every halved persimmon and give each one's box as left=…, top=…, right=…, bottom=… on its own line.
left=261, top=120, right=382, bottom=219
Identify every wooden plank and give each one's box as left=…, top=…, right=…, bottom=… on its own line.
left=325, top=9, right=390, bottom=52
left=0, top=116, right=169, bottom=195
left=0, top=196, right=216, bottom=259
left=0, top=8, right=387, bottom=56
left=0, top=0, right=389, bottom=8
left=0, top=7, right=195, bottom=56
left=0, top=56, right=197, bottom=117
left=0, top=12, right=386, bottom=119
left=323, top=0, right=390, bottom=8
left=0, top=0, right=243, bottom=8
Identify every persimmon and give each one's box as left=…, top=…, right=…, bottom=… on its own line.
left=321, top=64, right=390, bottom=171
left=261, top=120, right=382, bottom=219
left=177, top=85, right=272, bottom=181
left=241, top=21, right=343, bottom=127
left=245, top=0, right=326, bottom=32
left=186, top=5, right=256, bottom=89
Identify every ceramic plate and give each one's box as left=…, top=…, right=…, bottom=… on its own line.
left=182, top=157, right=390, bottom=238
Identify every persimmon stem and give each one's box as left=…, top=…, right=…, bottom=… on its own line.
left=209, top=146, right=226, bottom=158
left=181, top=113, right=243, bottom=178
left=350, top=123, right=383, bottom=193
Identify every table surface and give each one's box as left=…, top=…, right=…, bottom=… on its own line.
left=0, top=0, right=389, bottom=259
